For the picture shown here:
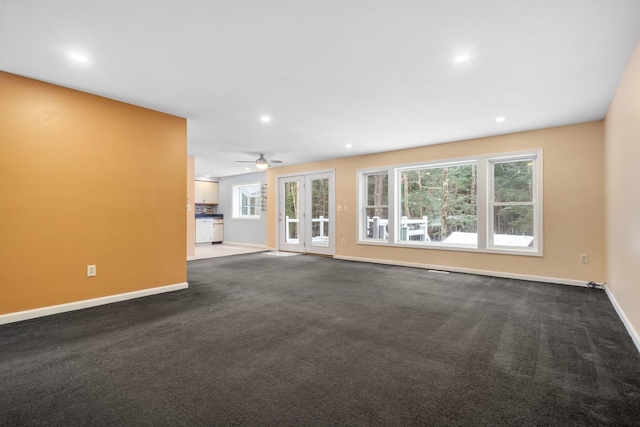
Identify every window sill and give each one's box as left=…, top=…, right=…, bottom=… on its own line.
left=357, top=239, right=542, bottom=257
left=232, top=216, right=262, bottom=221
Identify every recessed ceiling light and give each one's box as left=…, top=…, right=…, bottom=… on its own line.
left=245, top=167, right=250, bottom=170
left=68, top=52, right=89, bottom=63
left=495, top=116, right=506, bottom=122
left=345, top=144, right=352, bottom=149
left=260, top=115, right=271, bottom=123
left=454, top=54, right=470, bottom=63
left=205, top=175, right=210, bottom=178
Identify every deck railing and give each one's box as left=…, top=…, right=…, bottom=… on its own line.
left=285, top=216, right=330, bottom=241
left=284, top=214, right=430, bottom=243
left=367, top=216, right=430, bottom=241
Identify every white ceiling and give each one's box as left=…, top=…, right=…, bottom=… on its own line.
left=1, top=1, right=639, bottom=178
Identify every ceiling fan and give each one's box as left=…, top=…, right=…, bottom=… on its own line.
left=236, top=154, right=283, bottom=170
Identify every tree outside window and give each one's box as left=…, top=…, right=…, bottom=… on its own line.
left=357, top=149, right=542, bottom=255
left=364, top=173, right=388, bottom=240
left=399, top=164, right=477, bottom=243
left=491, top=160, right=535, bottom=247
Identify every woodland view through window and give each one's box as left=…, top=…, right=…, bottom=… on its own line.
left=399, top=163, right=477, bottom=243
left=490, top=160, right=535, bottom=248
left=359, top=151, right=541, bottom=255
left=364, top=173, right=389, bottom=239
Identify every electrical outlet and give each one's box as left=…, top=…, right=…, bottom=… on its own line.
left=87, top=265, right=96, bottom=277
left=343, top=205, right=348, bottom=211
left=341, top=238, right=346, bottom=245
left=337, top=205, right=343, bottom=212
left=580, top=254, right=588, bottom=264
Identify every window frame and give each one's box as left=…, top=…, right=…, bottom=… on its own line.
left=395, top=159, right=479, bottom=249
left=487, top=153, right=542, bottom=254
left=356, top=149, right=543, bottom=256
left=360, top=170, right=391, bottom=242
left=232, top=182, right=262, bottom=220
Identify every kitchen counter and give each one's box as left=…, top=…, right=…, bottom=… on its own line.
left=195, top=214, right=223, bottom=219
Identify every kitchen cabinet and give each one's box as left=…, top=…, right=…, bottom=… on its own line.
left=194, top=180, right=218, bottom=204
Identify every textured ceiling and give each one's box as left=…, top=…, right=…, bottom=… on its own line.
left=1, top=0, right=639, bottom=178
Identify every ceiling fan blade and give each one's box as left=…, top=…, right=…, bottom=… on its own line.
left=235, top=160, right=256, bottom=163
left=270, top=160, right=283, bottom=163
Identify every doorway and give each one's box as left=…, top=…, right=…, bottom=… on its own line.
left=277, top=171, right=335, bottom=255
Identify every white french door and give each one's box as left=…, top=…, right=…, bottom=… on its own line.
left=278, top=176, right=305, bottom=253
left=306, top=172, right=334, bottom=255
left=277, top=171, right=335, bottom=255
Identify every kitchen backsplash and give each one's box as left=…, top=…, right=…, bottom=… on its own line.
left=195, top=204, right=214, bottom=215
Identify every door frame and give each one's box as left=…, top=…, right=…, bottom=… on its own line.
left=276, top=168, right=336, bottom=256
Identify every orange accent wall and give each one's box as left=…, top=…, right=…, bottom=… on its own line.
left=0, top=71, right=187, bottom=315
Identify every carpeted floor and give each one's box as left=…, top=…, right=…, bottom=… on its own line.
left=1, top=254, right=639, bottom=426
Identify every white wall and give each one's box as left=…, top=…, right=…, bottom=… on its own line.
left=216, top=172, right=267, bottom=246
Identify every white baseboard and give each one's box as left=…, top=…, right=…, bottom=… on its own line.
left=187, top=256, right=197, bottom=261
left=334, top=255, right=588, bottom=287
left=222, top=241, right=268, bottom=249
left=0, top=282, right=189, bottom=326
left=605, top=287, right=640, bottom=353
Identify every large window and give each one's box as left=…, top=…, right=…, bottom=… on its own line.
left=358, top=150, right=542, bottom=255
left=363, top=172, right=389, bottom=240
left=490, top=159, right=536, bottom=248
left=399, top=163, right=476, bottom=244
left=232, top=183, right=261, bottom=219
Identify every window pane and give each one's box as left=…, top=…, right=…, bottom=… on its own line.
left=494, top=161, right=533, bottom=203
left=234, top=183, right=261, bottom=218
left=365, top=207, right=388, bottom=239
left=240, top=184, right=261, bottom=198
left=364, top=173, right=388, bottom=240
left=241, top=193, right=249, bottom=213
left=493, top=205, right=534, bottom=247
left=399, top=165, right=477, bottom=243
left=367, top=174, right=388, bottom=206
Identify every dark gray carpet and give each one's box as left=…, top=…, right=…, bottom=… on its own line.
left=1, top=254, right=639, bottom=426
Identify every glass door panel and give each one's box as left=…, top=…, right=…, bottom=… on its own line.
left=305, top=172, right=334, bottom=255
left=284, top=181, right=300, bottom=244
left=278, top=176, right=305, bottom=252
left=309, top=177, right=330, bottom=248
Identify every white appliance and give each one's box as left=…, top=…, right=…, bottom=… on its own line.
left=195, top=218, right=214, bottom=243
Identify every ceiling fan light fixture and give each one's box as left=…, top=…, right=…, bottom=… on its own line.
left=236, top=154, right=281, bottom=169
left=255, top=160, right=269, bottom=170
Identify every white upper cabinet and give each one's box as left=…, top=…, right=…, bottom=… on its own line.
left=195, top=181, right=219, bottom=204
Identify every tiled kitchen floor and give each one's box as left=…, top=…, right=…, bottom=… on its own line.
left=191, top=243, right=267, bottom=260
